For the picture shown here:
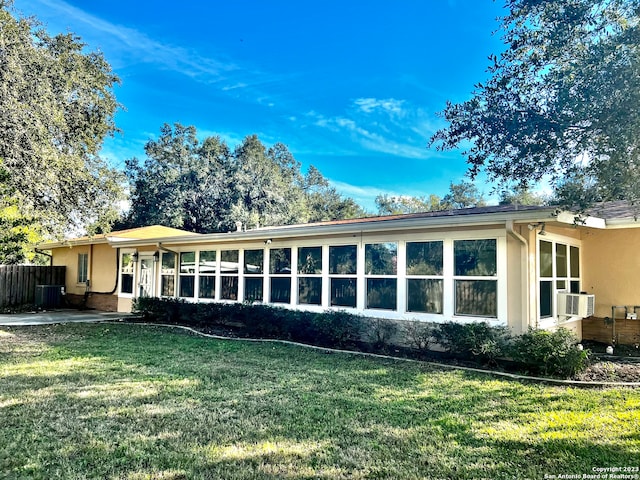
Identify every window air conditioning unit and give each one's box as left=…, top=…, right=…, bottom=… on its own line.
left=557, top=292, right=595, bottom=318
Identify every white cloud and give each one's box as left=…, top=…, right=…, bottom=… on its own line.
left=354, top=98, right=406, bottom=116
left=30, top=0, right=238, bottom=81
left=306, top=111, right=429, bottom=159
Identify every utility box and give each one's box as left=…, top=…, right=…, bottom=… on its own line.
left=35, top=285, right=64, bottom=308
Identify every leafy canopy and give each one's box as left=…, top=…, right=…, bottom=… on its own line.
left=0, top=2, right=124, bottom=262
left=375, top=181, right=486, bottom=215
left=123, top=124, right=364, bottom=232
left=430, top=0, right=640, bottom=209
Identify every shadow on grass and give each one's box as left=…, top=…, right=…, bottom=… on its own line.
left=1, top=323, right=638, bottom=479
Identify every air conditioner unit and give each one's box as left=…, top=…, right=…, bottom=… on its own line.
left=557, top=292, right=595, bottom=318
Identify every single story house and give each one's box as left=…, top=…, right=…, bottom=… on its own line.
left=40, top=202, right=640, bottom=345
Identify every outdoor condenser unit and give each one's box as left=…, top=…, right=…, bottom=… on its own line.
left=35, top=285, right=64, bottom=308
left=557, top=292, right=595, bottom=318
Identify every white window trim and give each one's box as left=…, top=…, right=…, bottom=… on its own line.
left=536, top=232, right=582, bottom=328
left=159, top=229, right=508, bottom=325
left=118, top=249, right=136, bottom=298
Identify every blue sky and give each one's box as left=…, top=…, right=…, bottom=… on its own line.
left=13, top=0, right=507, bottom=209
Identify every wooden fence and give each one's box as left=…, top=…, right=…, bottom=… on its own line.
left=0, top=265, right=66, bottom=308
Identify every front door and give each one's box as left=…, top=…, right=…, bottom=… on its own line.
left=138, top=256, right=156, bottom=298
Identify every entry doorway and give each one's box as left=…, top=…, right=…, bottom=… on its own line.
left=138, top=255, right=157, bottom=298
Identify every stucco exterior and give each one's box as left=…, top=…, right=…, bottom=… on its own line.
left=39, top=203, right=640, bottom=344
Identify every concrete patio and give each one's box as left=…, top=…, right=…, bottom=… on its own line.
left=0, top=309, right=133, bottom=326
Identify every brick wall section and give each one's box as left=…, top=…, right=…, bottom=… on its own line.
left=65, top=293, right=118, bottom=312
left=582, top=317, right=640, bottom=345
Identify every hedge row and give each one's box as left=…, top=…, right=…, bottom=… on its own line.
left=132, top=297, right=589, bottom=378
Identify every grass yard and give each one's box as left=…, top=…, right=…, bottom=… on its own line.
left=0, top=323, right=639, bottom=480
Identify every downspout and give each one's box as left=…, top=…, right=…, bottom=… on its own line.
left=34, top=248, right=53, bottom=266
left=506, top=220, right=531, bottom=334
left=86, top=247, right=120, bottom=295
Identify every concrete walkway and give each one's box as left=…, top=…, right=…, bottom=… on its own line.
left=0, top=309, right=133, bottom=326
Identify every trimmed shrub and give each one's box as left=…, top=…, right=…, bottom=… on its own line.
left=132, top=297, right=363, bottom=349
left=305, top=310, right=364, bottom=348
left=432, top=321, right=510, bottom=364
left=368, top=318, right=398, bottom=352
left=508, top=327, right=589, bottom=378
left=404, top=321, right=435, bottom=353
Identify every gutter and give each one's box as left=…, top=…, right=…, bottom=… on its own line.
left=109, top=210, right=561, bottom=248
left=506, top=220, right=531, bottom=333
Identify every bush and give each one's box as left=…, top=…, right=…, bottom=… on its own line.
left=131, top=297, right=363, bottom=349
left=432, top=321, right=510, bottom=365
left=508, top=327, right=589, bottom=378
left=404, top=321, right=435, bottom=353
left=305, top=310, right=364, bottom=348
left=367, top=318, right=398, bottom=352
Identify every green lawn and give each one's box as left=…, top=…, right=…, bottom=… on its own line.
left=0, top=323, right=638, bottom=480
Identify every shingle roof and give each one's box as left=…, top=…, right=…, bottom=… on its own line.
left=586, top=200, right=640, bottom=221
left=260, top=204, right=550, bottom=230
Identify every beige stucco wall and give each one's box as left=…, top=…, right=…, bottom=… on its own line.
left=89, top=244, right=118, bottom=292
left=51, top=243, right=118, bottom=298
left=52, top=245, right=90, bottom=295
left=582, top=227, right=640, bottom=318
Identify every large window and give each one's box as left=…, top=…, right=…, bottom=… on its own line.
left=539, top=239, right=580, bottom=318
left=298, top=246, right=322, bottom=305
left=329, top=245, right=357, bottom=307
left=406, top=241, right=443, bottom=314
left=120, top=253, right=134, bottom=295
left=77, top=253, right=88, bottom=284
left=160, top=252, right=176, bottom=296
left=454, top=239, right=497, bottom=317
left=199, top=250, right=217, bottom=299
left=365, top=242, right=397, bottom=310
left=179, top=252, right=196, bottom=298
left=244, top=249, right=264, bottom=302
left=270, top=248, right=291, bottom=303
left=220, top=250, right=239, bottom=300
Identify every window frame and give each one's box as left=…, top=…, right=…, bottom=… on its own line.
left=405, top=240, right=444, bottom=315
left=537, top=235, right=582, bottom=321
left=77, top=252, right=89, bottom=285
left=329, top=244, right=358, bottom=308
left=119, top=251, right=135, bottom=297
left=269, top=247, right=292, bottom=304
left=364, top=242, right=398, bottom=311
left=297, top=246, right=323, bottom=306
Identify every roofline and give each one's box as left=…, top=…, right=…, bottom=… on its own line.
left=38, top=237, right=110, bottom=249
left=107, top=208, right=565, bottom=248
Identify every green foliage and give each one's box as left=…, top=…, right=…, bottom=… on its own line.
left=367, top=318, right=398, bottom=352
left=0, top=5, right=124, bottom=240
left=374, top=181, right=485, bottom=216
left=132, top=297, right=364, bottom=349
left=133, top=298, right=590, bottom=378
left=403, top=321, right=435, bottom=352
left=430, top=0, right=640, bottom=209
left=375, top=193, right=441, bottom=215
left=439, top=181, right=486, bottom=210
left=432, top=321, right=510, bottom=364
left=508, top=328, right=590, bottom=378
left=498, top=186, right=549, bottom=206
left=123, top=125, right=364, bottom=233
